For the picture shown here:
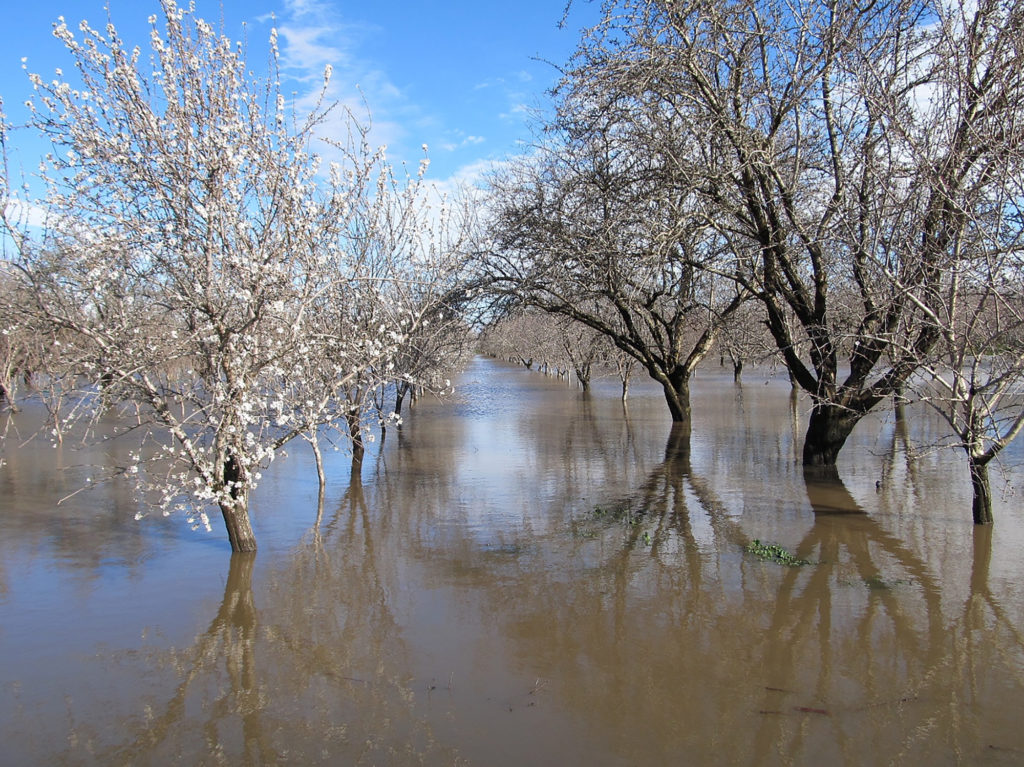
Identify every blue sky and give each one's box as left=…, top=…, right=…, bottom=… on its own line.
left=1, top=0, right=598, bottom=196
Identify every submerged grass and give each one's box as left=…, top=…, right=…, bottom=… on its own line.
left=744, top=539, right=812, bottom=567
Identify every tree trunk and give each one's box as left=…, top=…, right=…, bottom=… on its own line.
left=802, top=402, right=861, bottom=467
left=0, top=380, right=18, bottom=412
left=347, top=410, right=365, bottom=476
left=893, top=386, right=906, bottom=422
left=660, top=371, right=691, bottom=424
left=310, top=432, right=326, bottom=492
left=219, top=497, right=257, bottom=552
left=394, top=381, right=409, bottom=418
left=968, top=454, right=994, bottom=525
left=576, top=363, right=592, bottom=391
left=221, top=454, right=257, bottom=552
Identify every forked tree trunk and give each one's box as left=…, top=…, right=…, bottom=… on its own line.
left=968, top=454, right=994, bottom=525
left=576, top=363, right=592, bottom=391
left=802, top=402, right=861, bottom=467
left=660, top=372, right=691, bottom=425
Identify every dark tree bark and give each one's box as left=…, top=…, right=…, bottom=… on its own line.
left=347, top=409, right=365, bottom=477
left=220, top=453, right=257, bottom=553
left=968, top=455, right=994, bottom=526
left=657, top=368, right=692, bottom=425
left=802, top=403, right=862, bottom=467
left=394, top=380, right=410, bottom=419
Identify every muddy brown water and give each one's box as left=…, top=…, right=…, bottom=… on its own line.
left=1, top=356, right=1023, bottom=765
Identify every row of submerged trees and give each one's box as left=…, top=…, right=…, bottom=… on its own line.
left=0, top=1, right=476, bottom=551
left=1, top=0, right=1023, bottom=551
left=478, top=303, right=776, bottom=394
left=478, top=0, right=1024, bottom=525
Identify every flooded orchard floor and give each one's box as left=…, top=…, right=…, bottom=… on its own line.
left=2, top=356, right=1024, bottom=765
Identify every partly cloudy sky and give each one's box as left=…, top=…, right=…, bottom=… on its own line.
left=1, top=0, right=598, bottom=196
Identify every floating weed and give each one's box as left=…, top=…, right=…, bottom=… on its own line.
left=745, top=539, right=812, bottom=567
left=592, top=504, right=644, bottom=526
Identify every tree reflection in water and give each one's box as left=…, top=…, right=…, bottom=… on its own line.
left=383, top=413, right=1024, bottom=764
left=6, top=359, right=1024, bottom=765
left=87, top=481, right=457, bottom=765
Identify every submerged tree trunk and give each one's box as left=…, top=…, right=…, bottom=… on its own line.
left=659, top=370, right=692, bottom=425
left=220, top=453, right=257, bottom=552
left=575, top=363, right=592, bottom=391
left=802, top=402, right=862, bottom=467
left=347, top=409, right=365, bottom=477
left=968, top=454, right=994, bottom=525
left=310, top=432, right=326, bottom=492
left=218, top=500, right=256, bottom=553
left=661, top=383, right=690, bottom=422
left=394, top=381, right=410, bottom=419
left=0, top=380, right=17, bottom=412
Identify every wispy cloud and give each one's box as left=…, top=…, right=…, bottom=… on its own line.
left=439, top=134, right=486, bottom=152
left=268, top=0, right=413, bottom=160
left=260, top=1, right=524, bottom=189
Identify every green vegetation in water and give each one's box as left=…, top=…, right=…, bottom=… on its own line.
left=572, top=507, right=654, bottom=547
left=744, top=539, right=812, bottom=567
left=593, top=504, right=643, bottom=526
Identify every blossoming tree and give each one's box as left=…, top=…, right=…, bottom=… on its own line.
left=9, top=1, right=421, bottom=551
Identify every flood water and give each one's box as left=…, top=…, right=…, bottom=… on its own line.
left=2, top=356, right=1024, bottom=765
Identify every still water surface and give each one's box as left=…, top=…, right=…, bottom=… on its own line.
left=2, top=357, right=1023, bottom=765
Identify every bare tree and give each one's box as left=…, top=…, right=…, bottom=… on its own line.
left=556, top=0, right=1024, bottom=468
left=715, top=300, right=775, bottom=383
left=889, top=0, right=1024, bottom=524
left=890, top=25, right=1024, bottom=523
left=483, top=113, right=750, bottom=429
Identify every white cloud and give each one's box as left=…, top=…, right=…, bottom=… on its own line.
left=440, top=134, right=486, bottom=152
left=3, top=199, right=50, bottom=230
left=429, top=158, right=501, bottom=198
left=271, top=0, right=413, bottom=159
